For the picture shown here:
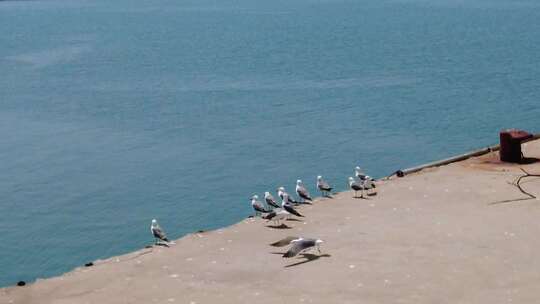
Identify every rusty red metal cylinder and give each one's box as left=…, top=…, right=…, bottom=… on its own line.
left=499, top=129, right=532, bottom=163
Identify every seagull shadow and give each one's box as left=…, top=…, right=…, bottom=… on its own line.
left=284, top=253, right=331, bottom=268
left=353, top=196, right=370, bottom=200
left=367, top=192, right=377, bottom=196
left=286, top=218, right=303, bottom=222
left=154, top=242, right=170, bottom=248
left=266, top=224, right=292, bottom=229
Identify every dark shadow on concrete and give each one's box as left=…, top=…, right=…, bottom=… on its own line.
left=520, top=157, right=540, bottom=164
left=284, top=253, right=331, bottom=268
left=266, top=224, right=292, bottom=229
left=286, top=218, right=303, bottom=222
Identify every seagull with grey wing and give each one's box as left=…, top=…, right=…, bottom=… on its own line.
left=295, top=179, right=313, bottom=203
left=348, top=176, right=365, bottom=198
left=251, top=195, right=269, bottom=217
left=151, top=219, right=170, bottom=245
left=263, top=209, right=291, bottom=226
left=264, top=191, right=280, bottom=209
left=270, top=236, right=299, bottom=247
left=316, top=175, right=333, bottom=197
left=281, top=194, right=304, bottom=217
left=363, top=176, right=377, bottom=195
left=283, top=237, right=324, bottom=258
left=355, top=166, right=366, bottom=181
left=278, top=187, right=301, bottom=205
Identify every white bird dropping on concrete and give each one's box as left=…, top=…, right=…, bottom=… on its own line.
left=151, top=219, right=170, bottom=244
left=316, top=175, right=333, bottom=197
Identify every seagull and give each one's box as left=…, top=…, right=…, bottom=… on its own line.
left=151, top=219, right=169, bottom=244
left=281, top=195, right=304, bottom=217
left=263, top=209, right=291, bottom=226
left=270, top=236, right=299, bottom=247
left=355, top=166, right=367, bottom=181
left=264, top=191, right=280, bottom=209
left=363, top=177, right=377, bottom=195
left=283, top=238, right=324, bottom=258
left=296, top=180, right=313, bottom=203
left=316, top=175, right=333, bottom=197
left=251, top=195, right=269, bottom=216
left=278, top=187, right=301, bottom=205
left=348, top=177, right=365, bottom=198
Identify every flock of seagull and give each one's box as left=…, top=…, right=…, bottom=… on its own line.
left=150, top=166, right=377, bottom=259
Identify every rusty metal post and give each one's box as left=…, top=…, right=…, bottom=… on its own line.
left=499, top=129, right=532, bottom=163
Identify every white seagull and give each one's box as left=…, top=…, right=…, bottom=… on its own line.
left=296, top=179, right=313, bottom=203
left=355, top=166, right=366, bottom=181
left=278, top=187, right=300, bottom=205
left=151, top=219, right=169, bottom=244
left=251, top=195, right=269, bottom=216
left=316, top=175, right=333, bottom=197
left=348, top=177, right=365, bottom=198
left=281, top=194, right=304, bottom=217
left=270, top=236, right=299, bottom=247
left=263, top=209, right=291, bottom=226
left=363, top=177, right=377, bottom=195
left=283, top=238, right=324, bottom=258
left=264, top=191, right=280, bottom=209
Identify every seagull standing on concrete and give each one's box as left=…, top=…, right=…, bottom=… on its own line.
left=151, top=219, right=169, bottom=244
left=317, top=175, right=333, bottom=197
left=363, top=177, right=377, bottom=195
left=263, top=209, right=291, bottom=226
left=281, top=195, right=304, bottom=217
left=355, top=166, right=366, bottom=181
left=348, top=177, right=365, bottom=198
left=283, top=238, right=324, bottom=258
left=278, top=187, right=300, bottom=205
left=264, top=191, right=280, bottom=209
left=295, top=180, right=313, bottom=203
left=251, top=195, right=268, bottom=216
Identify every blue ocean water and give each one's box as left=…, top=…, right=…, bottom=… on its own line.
left=1, top=0, right=539, bottom=287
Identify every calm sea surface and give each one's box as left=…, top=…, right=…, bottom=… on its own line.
left=1, top=0, right=539, bottom=287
